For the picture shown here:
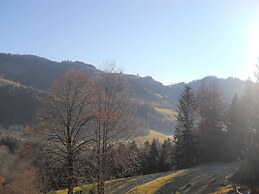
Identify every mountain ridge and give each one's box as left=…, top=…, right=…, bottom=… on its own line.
left=0, top=53, right=246, bottom=137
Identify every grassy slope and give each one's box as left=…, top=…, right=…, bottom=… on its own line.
left=54, top=162, right=239, bottom=194
left=125, top=163, right=238, bottom=194
left=0, top=77, right=24, bottom=87
left=134, top=129, right=172, bottom=144
left=154, top=107, right=177, bottom=117
left=154, top=107, right=177, bottom=122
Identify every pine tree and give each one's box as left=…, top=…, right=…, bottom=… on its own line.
left=226, top=94, right=246, bottom=161
left=158, top=139, right=173, bottom=172
left=140, top=140, right=151, bottom=174
left=173, top=85, right=200, bottom=169
left=231, top=72, right=259, bottom=192
left=148, top=139, right=160, bottom=173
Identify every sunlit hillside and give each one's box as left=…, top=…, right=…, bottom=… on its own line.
left=154, top=107, right=177, bottom=121
left=0, top=54, right=246, bottom=136
left=53, top=162, right=240, bottom=194
left=134, top=129, right=172, bottom=144
left=0, top=77, right=23, bottom=88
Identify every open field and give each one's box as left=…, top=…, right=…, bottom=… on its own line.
left=154, top=107, right=177, bottom=122
left=0, top=77, right=23, bottom=87
left=53, top=162, right=239, bottom=194
left=134, top=129, right=172, bottom=144
left=154, top=107, right=177, bottom=117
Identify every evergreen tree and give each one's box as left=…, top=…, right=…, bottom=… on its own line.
left=140, top=140, right=151, bottom=174
left=173, top=85, right=200, bottom=169
left=226, top=94, right=246, bottom=161
left=148, top=139, right=159, bottom=173
left=231, top=129, right=259, bottom=193
left=158, top=139, right=173, bottom=172
left=231, top=71, right=259, bottom=192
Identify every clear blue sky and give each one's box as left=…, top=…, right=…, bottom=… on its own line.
left=1, top=0, right=259, bottom=85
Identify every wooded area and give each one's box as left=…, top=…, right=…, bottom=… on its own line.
left=1, top=67, right=259, bottom=194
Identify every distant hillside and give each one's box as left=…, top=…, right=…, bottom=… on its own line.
left=0, top=77, right=24, bottom=87
left=0, top=84, right=42, bottom=128
left=129, top=75, right=245, bottom=107
left=0, top=53, right=96, bottom=90
left=0, top=53, right=246, bottom=136
left=126, top=75, right=245, bottom=135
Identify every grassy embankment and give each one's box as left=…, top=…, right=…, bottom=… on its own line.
left=53, top=162, right=239, bottom=194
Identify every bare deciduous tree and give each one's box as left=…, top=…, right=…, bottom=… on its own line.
left=93, top=67, right=136, bottom=194
left=196, top=81, right=226, bottom=162
left=40, top=70, right=97, bottom=194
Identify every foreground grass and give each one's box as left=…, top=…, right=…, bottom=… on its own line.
left=126, top=163, right=239, bottom=194
left=52, top=162, right=239, bottom=194
left=126, top=170, right=184, bottom=194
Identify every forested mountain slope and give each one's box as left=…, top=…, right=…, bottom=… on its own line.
left=0, top=53, right=246, bottom=136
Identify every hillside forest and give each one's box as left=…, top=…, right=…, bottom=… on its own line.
left=0, top=54, right=259, bottom=193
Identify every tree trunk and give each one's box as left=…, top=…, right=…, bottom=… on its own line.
left=97, top=180, right=105, bottom=194
left=97, top=153, right=105, bottom=194
left=67, top=155, right=74, bottom=194
left=97, top=173, right=105, bottom=194
left=67, top=134, right=74, bottom=194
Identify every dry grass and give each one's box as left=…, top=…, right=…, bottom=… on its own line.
left=154, top=107, right=177, bottom=116
left=125, top=162, right=238, bottom=194
left=154, top=107, right=177, bottom=122
left=134, top=130, right=172, bottom=144
left=126, top=170, right=184, bottom=194
left=0, top=77, right=23, bottom=87
left=54, top=186, right=83, bottom=194
left=52, top=162, right=239, bottom=194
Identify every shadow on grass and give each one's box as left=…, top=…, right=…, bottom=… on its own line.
left=107, top=171, right=174, bottom=194
left=155, top=163, right=238, bottom=194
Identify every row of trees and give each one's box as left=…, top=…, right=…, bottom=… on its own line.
left=0, top=69, right=175, bottom=194
left=230, top=74, right=259, bottom=192
left=173, top=68, right=259, bottom=192
left=0, top=131, right=176, bottom=194
left=39, top=69, right=135, bottom=194
left=173, top=83, right=230, bottom=169
left=4, top=66, right=259, bottom=193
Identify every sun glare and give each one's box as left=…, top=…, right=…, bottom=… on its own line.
left=240, top=19, right=259, bottom=80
